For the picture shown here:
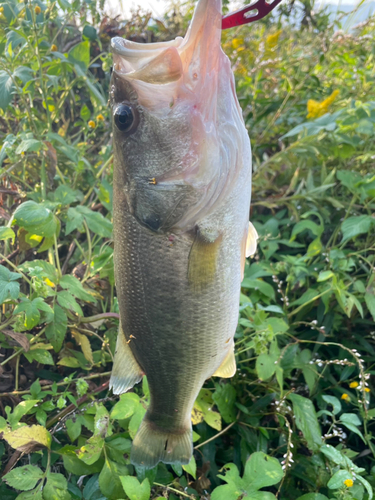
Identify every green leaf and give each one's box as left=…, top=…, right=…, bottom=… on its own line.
left=57, top=291, right=83, bottom=316
left=59, top=275, right=96, bottom=302
left=45, top=304, right=67, bottom=352
left=15, top=139, right=42, bottom=155
left=75, top=206, right=112, bottom=238
left=24, top=349, right=54, bottom=365
left=10, top=400, right=39, bottom=425
left=4, top=465, right=43, bottom=491
left=99, top=457, right=129, bottom=500
left=0, top=70, right=14, bottom=110
left=341, top=215, right=374, bottom=242
left=128, top=404, right=147, bottom=440
left=211, top=483, right=245, bottom=500
left=60, top=446, right=104, bottom=476
left=289, top=394, right=322, bottom=452
left=182, top=456, right=197, bottom=479
left=243, top=452, right=284, bottom=491
left=66, top=418, right=82, bottom=442
left=365, top=292, right=375, bottom=321
left=0, top=227, right=15, bottom=243
left=119, top=477, right=150, bottom=500
left=193, top=389, right=222, bottom=431
left=212, top=384, right=237, bottom=423
left=241, top=279, right=275, bottom=300
left=322, top=396, right=341, bottom=415
left=42, top=473, right=71, bottom=500
left=357, top=475, right=373, bottom=500
left=0, top=265, right=21, bottom=304
left=13, top=202, right=58, bottom=238
left=14, top=298, right=51, bottom=329
left=15, top=487, right=43, bottom=499
left=256, top=354, right=276, bottom=381
left=339, top=413, right=365, bottom=442
left=4, top=425, right=51, bottom=453
left=317, top=271, right=334, bottom=282
left=111, top=393, right=140, bottom=420
left=327, top=469, right=352, bottom=489
left=291, top=220, right=323, bottom=241
left=78, top=435, right=104, bottom=465
left=296, top=495, right=330, bottom=500
left=68, top=41, right=90, bottom=71
left=320, top=445, right=345, bottom=466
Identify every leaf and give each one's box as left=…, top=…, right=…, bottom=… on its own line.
left=12, top=202, right=58, bottom=238
left=2, top=330, right=30, bottom=351
left=0, top=227, right=15, bottom=243
left=9, top=400, right=39, bottom=425
left=42, top=473, right=71, bottom=500
left=72, top=331, right=93, bottom=364
left=320, top=445, right=345, bottom=466
left=15, top=139, right=42, bottom=155
left=69, top=41, right=90, bottom=71
left=0, top=70, right=14, bottom=110
left=357, top=475, right=373, bottom=500
left=365, top=292, right=375, bottom=321
left=45, top=304, right=67, bottom=352
left=291, top=220, right=323, bottom=240
left=341, top=215, right=374, bottom=242
left=78, top=435, right=104, bottom=465
left=194, top=389, right=222, bottom=431
left=110, top=393, right=140, bottom=420
left=59, top=275, right=96, bottom=302
left=4, top=465, right=44, bottom=491
left=289, top=394, right=322, bottom=452
left=243, top=452, right=284, bottom=491
left=119, top=476, right=150, bottom=500
left=296, top=495, right=330, bottom=500
left=99, top=457, right=129, bottom=500
left=14, top=298, right=50, bottom=330
left=0, top=265, right=21, bottom=304
left=75, top=206, right=112, bottom=238
left=212, top=384, right=237, bottom=423
left=128, top=404, right=147, bottom=440
left=16, top=488, right=43, bottom=499
left=241, top=279, right=275, bottom=300
left=327, top=469, right=352, bottom=489
left=317, top=271, right=334, bottom=282
left=66, top=418, right=82, bottom=442
left=322, top=396, right=341, bottom=415
left=182, top=456, right=197, bottom=479
left=60, top=446, right=104, bottom=476
left=339, top=413, right=365, bottom=442
left=57, top=357, right=81, bottom=368
left=24, top=349, right=54, bottom=365
left=211, top=483, right=245, bottom=500
left=256, top=354, right=276, bottom=381
left=4, top=425, right=51, bottom=452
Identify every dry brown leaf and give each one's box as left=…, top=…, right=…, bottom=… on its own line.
left=2, top=330, right=30, bottom=352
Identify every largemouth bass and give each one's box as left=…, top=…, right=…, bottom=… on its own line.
left=109, top=0, right=257, bottom=468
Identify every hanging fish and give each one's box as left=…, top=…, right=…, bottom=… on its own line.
left=109, top=0, right=257, bottom=468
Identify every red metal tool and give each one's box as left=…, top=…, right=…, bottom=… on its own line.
left=222, top=0, right=283, bottom=29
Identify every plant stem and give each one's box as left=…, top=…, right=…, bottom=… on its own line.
left=153, top=483, right=193, bottom=499
left=194, top=420, right=237, bottom=449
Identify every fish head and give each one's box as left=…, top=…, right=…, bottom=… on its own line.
left=110, top=0, right=250, bottom=233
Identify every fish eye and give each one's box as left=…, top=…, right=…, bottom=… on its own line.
left=114, top=103, right=138, bottom=134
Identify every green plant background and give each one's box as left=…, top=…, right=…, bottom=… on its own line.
left=0, top=0, right=375, bottom=499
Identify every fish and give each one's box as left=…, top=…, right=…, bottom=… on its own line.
left=109, top=0, right=258, bottom=468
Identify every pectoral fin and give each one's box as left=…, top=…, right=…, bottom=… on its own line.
left=246, top=221, right=258, bottom=258
left=212, top=347, right=236, bottom=378
left=188, top=228, right=222, bottom=292
left=110, top=322, right=144, bottom=395
left=241, top=221, right=259, bottom=280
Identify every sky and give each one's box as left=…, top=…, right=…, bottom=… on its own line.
left=107, top=0, right=358, bottom=17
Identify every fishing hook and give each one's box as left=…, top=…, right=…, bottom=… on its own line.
left=222, top=0, right=284, bottom=29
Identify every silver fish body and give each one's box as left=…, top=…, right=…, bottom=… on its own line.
left=109, top=0, right=257, bottom=468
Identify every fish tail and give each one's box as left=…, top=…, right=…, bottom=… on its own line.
left=131, top=414, right=193, bottom=468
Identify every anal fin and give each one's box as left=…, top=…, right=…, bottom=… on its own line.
left=212, top=347, right=236, bottom=378
left=188, top=228, right=222, bottom=292
left=109, top=322, right=144, bottom=395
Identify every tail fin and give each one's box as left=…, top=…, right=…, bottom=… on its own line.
left=131, top=415, right=193, bottom=468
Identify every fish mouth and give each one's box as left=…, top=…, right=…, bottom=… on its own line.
left=111, top=0, right=222, bottom=86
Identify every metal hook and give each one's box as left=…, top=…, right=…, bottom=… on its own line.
left=222, top=0, right=283, bottom=29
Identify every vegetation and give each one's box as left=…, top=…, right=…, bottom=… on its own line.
left=0, top=0, right=375, bottom=499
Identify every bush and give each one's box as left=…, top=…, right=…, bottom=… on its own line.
left=0, top=1, right=375, bottom=499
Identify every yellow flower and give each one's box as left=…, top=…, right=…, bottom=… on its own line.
left=349, top=381, right=359, bottom=388
left=0, top=6, right=4, bottom=13
left=307, top=90, right=340, bottom=119
left=88, top=120, right=96, bottom=129
left=21, top=152, right=25, bottom=157
left=365, top=387, right=370, bottom=393
left=232, top=37, right=244, bottom=50
left=34, top=5, right=41, bottom=14
left=44, top=278, right=55, bottom=288
left=97, top=114, right=105, bottom=122
left=344, top=479, right=354, bottom=487
left=341, top=393, right=350, bottom=401
left=51, top=44, right=58, bottom=52
left=266, top=30, right=282, bottom=50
